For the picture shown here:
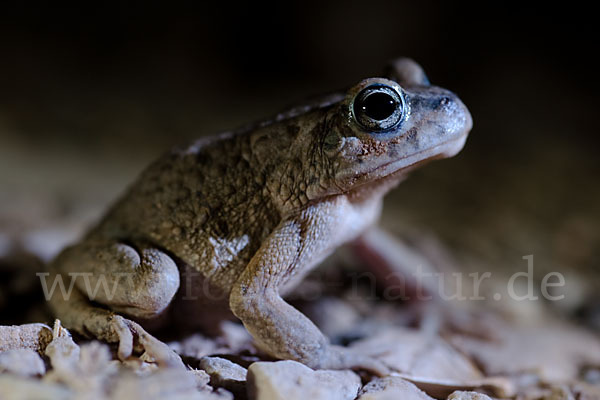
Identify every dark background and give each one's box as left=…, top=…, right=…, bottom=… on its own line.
left=1, top=2, right=597, bottom=149
left=0, top=2, right=598, bottom=315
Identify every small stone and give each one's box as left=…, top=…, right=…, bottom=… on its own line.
left=447, top=391, right=493, bottom=400
left=450, top=318, right=600, bottom=382
left=350, top=328, right=482, bottom=381
left=44, top=329, right=80, bottom=372
left=583, top=367, right=600, bottom=384
left=169, top=333, right=224, bottom=359
left=78, top=341, right=115, bottom=377
left=220, top=320, right=255, bottom=353
left=247, top=360, right=361, bottom=400
left=190, top=368, right=212, bottom=389
left=0, top=323, right=53, bottom=353
left=0, top=348, right=46, bottom=377
left=0, top=375, right=71, bottom=400
left=571, top=381, right=600, bottom=400
left=357, top=376, right=434, bottom=400
left=110, top=368, right=233, bottom=400
left=200, top=356, right=247, bottom=397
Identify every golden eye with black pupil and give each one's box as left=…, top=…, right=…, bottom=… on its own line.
left=352, top=84, right=405, bottom=132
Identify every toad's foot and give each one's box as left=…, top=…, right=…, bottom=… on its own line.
left=47, top=271, right=184, bottom=369
left=110, top=315, right=184, bottom=368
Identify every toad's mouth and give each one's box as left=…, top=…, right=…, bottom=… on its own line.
left=348, top=132, right=469, bottom=187
left=306, top=132, right=469, bottom=201
left=382, top=133, right=466, bottom=172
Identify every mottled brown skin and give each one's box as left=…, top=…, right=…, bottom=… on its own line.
left=48, top=58, right=472, bottom=373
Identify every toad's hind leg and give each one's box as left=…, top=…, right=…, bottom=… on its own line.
left=46, top=239, right=183, bottom=367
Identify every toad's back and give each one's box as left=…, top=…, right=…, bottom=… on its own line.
left=88, top=132, right=281, bottom=290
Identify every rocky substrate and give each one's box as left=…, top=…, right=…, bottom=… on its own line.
left=1, top=291, right=599, bottom=400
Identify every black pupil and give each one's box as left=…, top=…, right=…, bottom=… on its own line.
left=360, top=92, right=397, bottom=120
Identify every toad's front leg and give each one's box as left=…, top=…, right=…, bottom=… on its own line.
left=229, top=215, right=388, bottom=376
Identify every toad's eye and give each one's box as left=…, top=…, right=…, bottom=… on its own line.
left=352, top=84, right=405, bottom=132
